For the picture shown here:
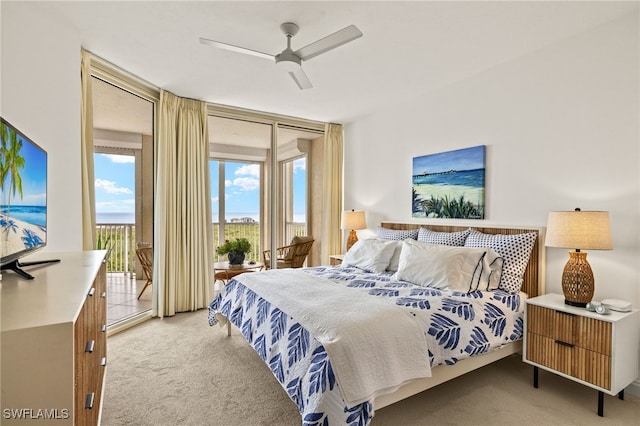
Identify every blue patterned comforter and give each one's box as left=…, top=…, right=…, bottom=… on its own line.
left=208, top=265, right=525, bottom=425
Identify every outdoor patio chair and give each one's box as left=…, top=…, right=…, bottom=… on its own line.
left=135, top=243, right=153, bottom=299
left=263, top=236, right=314, bottom=269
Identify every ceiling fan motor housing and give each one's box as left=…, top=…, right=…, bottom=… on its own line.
left=276, top=22, right=302, bottom=71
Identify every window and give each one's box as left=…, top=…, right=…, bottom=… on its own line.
left=281, top=156, right=307, bottom=243
left=210, top=159, right=262, bottom=262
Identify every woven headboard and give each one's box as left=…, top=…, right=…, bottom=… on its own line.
left=380, top=222, right=545, bottom=298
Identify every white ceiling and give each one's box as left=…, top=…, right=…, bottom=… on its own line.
left=42, top=1, right=638, bottom=126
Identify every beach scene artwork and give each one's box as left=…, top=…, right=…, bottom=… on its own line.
left=412, top=145, right=485, bottom=219
left=1, top=120, right=47, bottom=261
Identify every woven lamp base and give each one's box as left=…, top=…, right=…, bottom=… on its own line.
left=346, top=230, right=359, bottom=252
left=561, top=250, right=594, bottom=307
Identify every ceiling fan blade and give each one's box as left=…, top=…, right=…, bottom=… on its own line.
left=199, top=37, right=274, bottom=61
left=295, top=25, right=363, bottom=61
left=289, top=68, right=313, bottom=90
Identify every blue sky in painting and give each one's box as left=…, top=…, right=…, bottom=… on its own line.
left=413, top=145, right=485, bottom=175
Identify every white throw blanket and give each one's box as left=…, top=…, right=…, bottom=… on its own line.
left=235, top=269, right=432, bottom=406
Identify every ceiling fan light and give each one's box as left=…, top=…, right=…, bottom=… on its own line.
left=275, top=51, right=301, bottom=72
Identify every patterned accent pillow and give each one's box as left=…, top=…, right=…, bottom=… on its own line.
left=464, top=229, right=537, bottom=294
left=376, top=226, right=418, bottom=241
left=417, top=227, right=470, bottom=246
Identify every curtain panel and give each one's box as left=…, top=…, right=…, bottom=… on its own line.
left=80, top=50, right=97, bottom=249
left=321, top=123, right=344, bottom=263
left=154, top=90, right=213, bottom=317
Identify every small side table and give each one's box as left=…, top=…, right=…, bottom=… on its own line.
left=523, top=293, right=639, bottom=417
left=329, top=254, right=343, bottom=265
left=214, top=261, right=264, bottom=283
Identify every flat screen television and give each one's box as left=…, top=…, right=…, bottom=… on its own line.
left=0, top=117, right=58, bottom=279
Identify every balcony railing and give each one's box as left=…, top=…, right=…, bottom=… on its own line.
left=96, top=224, right=136, bottom=276
left=96, top=221, right=308, bottom=274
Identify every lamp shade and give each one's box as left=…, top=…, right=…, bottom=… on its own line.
left=545, top=210, right=612, bottom=250
left=341, top=210, right=366, bottom=230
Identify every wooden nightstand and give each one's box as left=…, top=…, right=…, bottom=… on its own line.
left=523, top=293, right=639, bottom=416
left=329, top=254, right=343, bottom=265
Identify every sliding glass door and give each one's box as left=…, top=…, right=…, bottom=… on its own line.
left=208, top=116, right=321, bottom=267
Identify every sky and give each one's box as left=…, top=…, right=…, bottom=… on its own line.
left=412, top=145, right=485, bottom=176
left=0, top=128, right=47, bottom=207
left=94, top=153, right=306, bottom=221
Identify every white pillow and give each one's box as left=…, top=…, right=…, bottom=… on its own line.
left=395, top=239, right=502, bottom=292
left=341, top=238, right=397, bottom=273
left=386, top=240, right=404, bottom=272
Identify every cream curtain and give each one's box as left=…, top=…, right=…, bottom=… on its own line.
left=153, top=90, right=213, bottom=317
left=80, top=50, right=96, bottom=250
left=321, top=123, right=344, bottom=264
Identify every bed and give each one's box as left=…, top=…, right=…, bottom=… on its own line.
left=208, top=222, right=545, bottom=425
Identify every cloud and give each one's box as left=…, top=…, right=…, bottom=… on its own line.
left=95, top=178, right=133, bottom=195
left=101, top=153, right=135, bottom=163
left=293, top=158, right=306, bottom=172
left=233, top=177, right=259, bottom=191
left=235, top=164, right=260, bottom=177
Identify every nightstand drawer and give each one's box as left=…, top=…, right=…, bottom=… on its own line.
left=527, top=305, right=611, bottom=354
left=526, top=332, right=611, bottom=389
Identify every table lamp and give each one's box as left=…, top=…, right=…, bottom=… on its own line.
left=545, top=208, right=612, bottom=307
left=341, top=209, right=366, bottom=252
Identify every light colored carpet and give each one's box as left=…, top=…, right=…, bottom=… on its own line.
left=102, top=309, right=640, bottom=425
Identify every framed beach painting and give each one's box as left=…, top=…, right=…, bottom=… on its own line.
left=412, top=145, right=485, bottom=219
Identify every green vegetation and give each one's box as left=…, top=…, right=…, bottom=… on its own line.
left=412, top=190, right=483, bottom=219
left=97, top=222, right=306, bottom=273
left=216, top=237, right=251, bottom=256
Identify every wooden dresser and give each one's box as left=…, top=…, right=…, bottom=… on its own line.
left=523, top=293, right=639, bottom=416
left=1, top=251, right=107, bottom=425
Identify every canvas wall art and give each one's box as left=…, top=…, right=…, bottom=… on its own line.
left=412, top=145, right=485, bottom=219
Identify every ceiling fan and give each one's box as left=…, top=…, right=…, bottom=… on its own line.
left=200, top=22, right=363, bottom=90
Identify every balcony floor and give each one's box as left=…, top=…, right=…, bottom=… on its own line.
left=107, top=272, right=151, bottom=326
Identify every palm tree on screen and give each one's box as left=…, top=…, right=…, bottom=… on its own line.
left=0, top=123, right=26, bottom=237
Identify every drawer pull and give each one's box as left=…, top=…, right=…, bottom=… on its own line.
left=554, top=339, right=575, bottom=348
left=101, top=291, right=107, bottom=298
left=101, top=357, right=107, bottom=367
left=85, top=340, right=95, bottom=353
left=85, top=392, right=95, bottom=409
left=88, top=288, right=95, bottom=297
left=101, top=324, right=107, bottom=333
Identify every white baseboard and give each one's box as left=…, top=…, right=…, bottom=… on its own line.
left=626, top=379, right=640, bottom=397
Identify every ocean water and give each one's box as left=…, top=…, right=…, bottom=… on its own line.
left=412, top=168, right=485, bottom=188
left=0, top=205, right=46, bottom=227
left=97, top=212, right=134, bottom=224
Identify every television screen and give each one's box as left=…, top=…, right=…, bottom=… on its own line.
left=1, top=117, right=50, bottom=279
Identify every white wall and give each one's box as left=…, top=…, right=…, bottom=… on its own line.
left=345, top=13, right=639, bottom=391
left=1, top=3, right=83, bottom=254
